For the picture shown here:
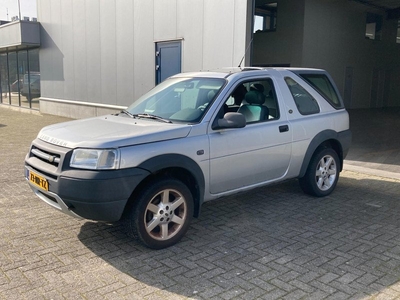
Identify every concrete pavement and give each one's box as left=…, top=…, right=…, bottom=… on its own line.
left=344, top=108, right=400, bottom=180
left=1, top=105, right=400, bottom=299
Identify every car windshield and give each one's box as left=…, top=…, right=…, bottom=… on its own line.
left=125, top=77, right=226, bottom=123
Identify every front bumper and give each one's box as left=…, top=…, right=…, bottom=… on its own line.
left=25, top=165, right=150, bottom=222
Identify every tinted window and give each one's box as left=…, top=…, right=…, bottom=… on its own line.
left=285, top=77, right=320, bottom=115
left=299, top=74, right=342, bottom=108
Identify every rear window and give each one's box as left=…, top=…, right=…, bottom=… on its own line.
left=285, top=77, right=320, bottom=115
left=299, top=74, right=342, bottom=109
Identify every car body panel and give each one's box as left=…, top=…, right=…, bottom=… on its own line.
left=37, top=115, right=192, bottom=149
left=208, top=120, right=292, bottom=194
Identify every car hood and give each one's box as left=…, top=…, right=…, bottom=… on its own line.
left=37, top=115, right=192, bottom=148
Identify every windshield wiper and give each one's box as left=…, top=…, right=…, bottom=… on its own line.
left=120, top=110, right=135, bottom=118
left=120, top=110, right=172, bottom=123
left=132, top=113, right=172, bottom=123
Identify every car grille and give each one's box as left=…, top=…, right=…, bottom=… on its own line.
left=30, top=145, right=61, bottom=167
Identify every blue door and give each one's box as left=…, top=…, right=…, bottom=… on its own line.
left=155, top=41, right=181, bottom=84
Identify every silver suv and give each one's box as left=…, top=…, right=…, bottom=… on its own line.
left=25, top=68, right=351, bottom=249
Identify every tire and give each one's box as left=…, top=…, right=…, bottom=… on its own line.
left=124, top=178, right=194, bottom=249
left=299, top=147, right=340, bottom=197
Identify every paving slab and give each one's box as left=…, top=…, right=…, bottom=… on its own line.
left=1, top=105, right=400, bottom=299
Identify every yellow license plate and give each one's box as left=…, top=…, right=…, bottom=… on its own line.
left=29, top=170, right=49, bottom=191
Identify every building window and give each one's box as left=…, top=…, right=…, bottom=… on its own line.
left=254, top=2, right=277, bottom=33
left=365, top=13, right=382, bottom=40
left=0, top=49, right=40, bottom=109
left=397, top=20, right=400, bottom=44
left=0, top=53, right=10, bottom=105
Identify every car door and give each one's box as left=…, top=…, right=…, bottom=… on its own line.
left=208, top=78, right=292, bottom=194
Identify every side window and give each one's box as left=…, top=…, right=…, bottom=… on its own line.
left=299, top=74, right=342, bottom=109
left=285, top=77, right=320, bottom=115
left=218, top=78, right=280, bottom=124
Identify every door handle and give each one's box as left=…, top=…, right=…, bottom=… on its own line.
left=279, top=125, right=289, bottom=133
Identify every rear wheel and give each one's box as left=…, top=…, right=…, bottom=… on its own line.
left=299, top=148, right=340, bottom=197
left=124, top=178, right=193, bottom=249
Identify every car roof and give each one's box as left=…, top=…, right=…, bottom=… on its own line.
left=170, top=67, right=326, bottom=79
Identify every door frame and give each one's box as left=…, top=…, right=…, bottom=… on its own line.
left=155, top=40, right=182, bottom=85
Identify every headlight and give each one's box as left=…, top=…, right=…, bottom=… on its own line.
left=70, top=149, right=120, bottom=170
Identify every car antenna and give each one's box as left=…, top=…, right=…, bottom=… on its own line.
left=238, top=37, right=253, bottom=68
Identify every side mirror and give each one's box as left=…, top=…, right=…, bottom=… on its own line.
left=214, top=112, right=246, bottom=129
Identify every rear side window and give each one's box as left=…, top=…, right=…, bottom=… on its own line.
left=285, top=77, right=320, bottom=115
left=299, top=74, right=342, bottom=109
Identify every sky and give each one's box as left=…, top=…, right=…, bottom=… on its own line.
left=0, top=0, right=37, bottom=21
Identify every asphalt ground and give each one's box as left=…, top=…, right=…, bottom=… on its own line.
left=1, top=105, right=400, bottom=299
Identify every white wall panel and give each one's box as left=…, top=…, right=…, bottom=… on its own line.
left=99, top=0, right=117, bottom=105
left=60, top=0, right=74, bottom=100
left=154, top=0, right=177, bottom=41
left=84, top=0, right=101, bottom=104
left=72, top=1, right=87, bottom=101
left=202, top=0, right=235, bottom=69
left=0, top=22, right=39, bottom=47
left=133, top=0, right=155, bottom=101
left=177, top=0, right=204, bottom=71
left=233, top=0, right=250, bottom=67
left=51, top=0, right=64, bottom=100
left=116, top=0, right=135, bottom=107
left=37, top=0, right=50, bottom=99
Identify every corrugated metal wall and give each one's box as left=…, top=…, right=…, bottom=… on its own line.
left=38, top=0, right=251, bottom=117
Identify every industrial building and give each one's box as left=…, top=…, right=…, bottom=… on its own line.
left=0, top=0, right=399, bottom=118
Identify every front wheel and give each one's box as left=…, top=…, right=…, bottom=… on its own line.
left=124, top=178, right=194, bottom=249
left=299, top=148, right=340, bottom=197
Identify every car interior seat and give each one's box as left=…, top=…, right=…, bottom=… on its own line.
left=238, top=90, right=269, bottom=123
